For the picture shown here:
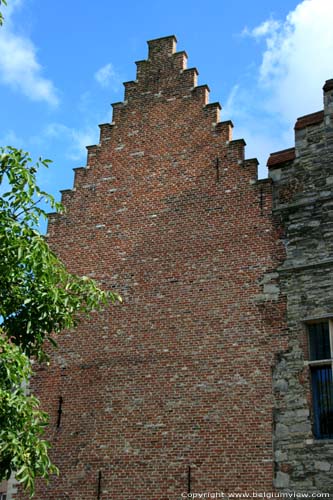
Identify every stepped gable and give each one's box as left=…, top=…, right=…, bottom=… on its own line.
left=90, top=35, right=250, bottom=166
left=48, top=35, right=262, bottom=228
left=37, top=37, right=286, bottom=500
left=16, top=27, right=333, bottom=498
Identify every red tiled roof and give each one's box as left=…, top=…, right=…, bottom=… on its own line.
left=267, top=147, right=295, bottom=168
left=294, top=110, right=324, bottom=130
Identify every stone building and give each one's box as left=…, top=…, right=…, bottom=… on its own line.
left=9, top=36, right=333, bottom=499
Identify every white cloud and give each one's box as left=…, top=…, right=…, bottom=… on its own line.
left=44, top=123, right=97, bottom=161
left=242, top=19, right=281, bottom=38
left=0, top=0, right=59, bottom=106
left=94, top=62, right=121, bottom=90
left=249, top=0, right=333, bottom=123
left=222, top=84, right=288, bottom=177
left=223, top=0, right=333, bottom=175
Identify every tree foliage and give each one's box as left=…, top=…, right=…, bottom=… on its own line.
left=0, top=147, right=121, bottom=495
left=0, top=0, right=7, bottom=26
left=0, top=334, right=57, bottom=494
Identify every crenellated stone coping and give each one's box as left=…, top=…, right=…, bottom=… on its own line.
left=323, top=79, right=333, bottom=92
left=181, top=67, right=198, bottom=87
left=111, top=101, right=126, bottom=110
left=73, top=166, right=88, bottom=189
left=191, top=84, right=209, bottom=106
left=135, top=59, right=148, bottom=79
left=243, top=158, right=259, bottom=178
left=215, top=120, right=233, bottom=141
left=125, top=64, right=196, bottom=100
left=173, top=50, right=188, bottom=70
left=46, top=211, right=61, bottom=225
left=99, top=123, right=113, bottom=143
left=86, top=144, right=100, bottom=166
left=60, top=188, right=74, bottom=205
left=294, top=110, right=324, bottom=130
left=267, top=148, right=295, bottom=169
left=204, top=102, right=221, bottom=123
left=147, top=35, right=177, bottom=60
left=323, top=79, right=333, bottom=115
left=124, top=80, right=206, bottom=106
left=124, top=37, right=204, bottom=102
left=227, top=139, right=246, bottom=163
left=132, top=39, right=198, bottom=98
left=111, top=101, right=127, bottom=123
left=123, top=81, right=137, bottom=100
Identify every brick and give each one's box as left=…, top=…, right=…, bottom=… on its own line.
left=13, top=36, right=333, bottom=500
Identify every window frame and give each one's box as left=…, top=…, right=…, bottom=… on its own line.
left=306, top=318, right=333, bottom=440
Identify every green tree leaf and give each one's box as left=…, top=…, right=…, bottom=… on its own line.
left=0, top=147, right=121, bottom=495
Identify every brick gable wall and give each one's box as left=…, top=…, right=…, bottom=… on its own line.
left=14, top=37, right=333, bottom=499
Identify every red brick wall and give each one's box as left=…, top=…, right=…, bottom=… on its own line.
left=17, top=36, right=287, bottom=499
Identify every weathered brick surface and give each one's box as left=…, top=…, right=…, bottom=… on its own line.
left=13, top=38, right=333, bottom=499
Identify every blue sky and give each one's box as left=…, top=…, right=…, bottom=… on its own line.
left=0, top=0, right=333, bottom=227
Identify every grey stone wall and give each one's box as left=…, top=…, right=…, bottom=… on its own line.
left=270, top=80, right=333, bottom=495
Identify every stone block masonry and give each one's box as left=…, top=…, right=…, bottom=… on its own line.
left=269, top=79, right=333, bottom=495
left=13, top=36, right=333, bottom=499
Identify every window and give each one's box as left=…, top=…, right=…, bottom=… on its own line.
left=308, top=321, right=333, bottom=439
